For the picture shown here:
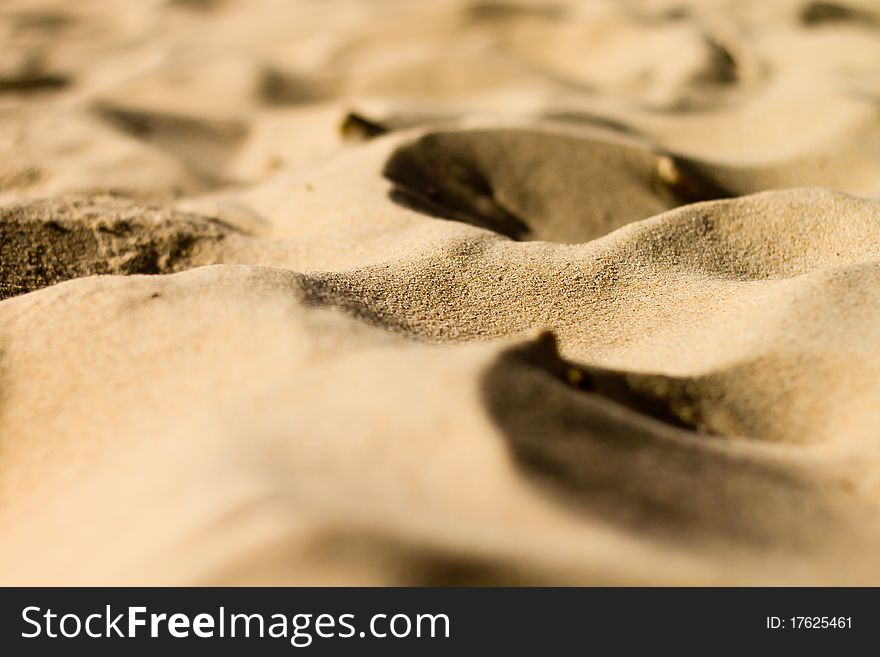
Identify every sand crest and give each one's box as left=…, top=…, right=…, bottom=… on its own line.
left=2, top=0, right=880, bottom=585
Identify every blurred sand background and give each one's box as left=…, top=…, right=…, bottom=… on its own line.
left=2, top=0, right=880, bottom=584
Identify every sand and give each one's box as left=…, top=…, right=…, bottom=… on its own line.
left=1, top=0, right=880, bottom=585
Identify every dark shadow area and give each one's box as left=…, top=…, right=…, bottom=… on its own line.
left=339, top=112, right=391, bottom=141
left=12, top=11, right=74, bottom=34
left=464, top=1, right=566, bottom=23
left=387, top=187, right=530, bottom=240
left=304, top=529, right=562, bottom=586
left=258, top=68, right=331, bottom=106
left=653, top=154, right=732, bottom=206
left=0, top=72, right=69, bottom=95
left=384, top=134, right=531, bottom=240
left=479, top=332, right=842, bottom=549
left=167, top=0, right=227, bottom=10
left=800, top=2, right=878, bottom=26
left=205, top=522, right=571, bottom=586
left=383, top=129, right=730, bottom=243
left=693, top=37, right=738, bottom=86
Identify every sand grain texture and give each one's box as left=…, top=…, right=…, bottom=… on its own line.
left=1, top=0, right=880, bottom=585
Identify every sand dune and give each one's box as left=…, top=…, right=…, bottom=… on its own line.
left=2, top=0, right=880, bottom=585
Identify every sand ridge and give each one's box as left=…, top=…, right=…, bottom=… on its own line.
left=1, top=0, right=880, bottom=585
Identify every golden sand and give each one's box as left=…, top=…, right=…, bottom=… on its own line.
left=2, top=0, right=880, bottom=584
